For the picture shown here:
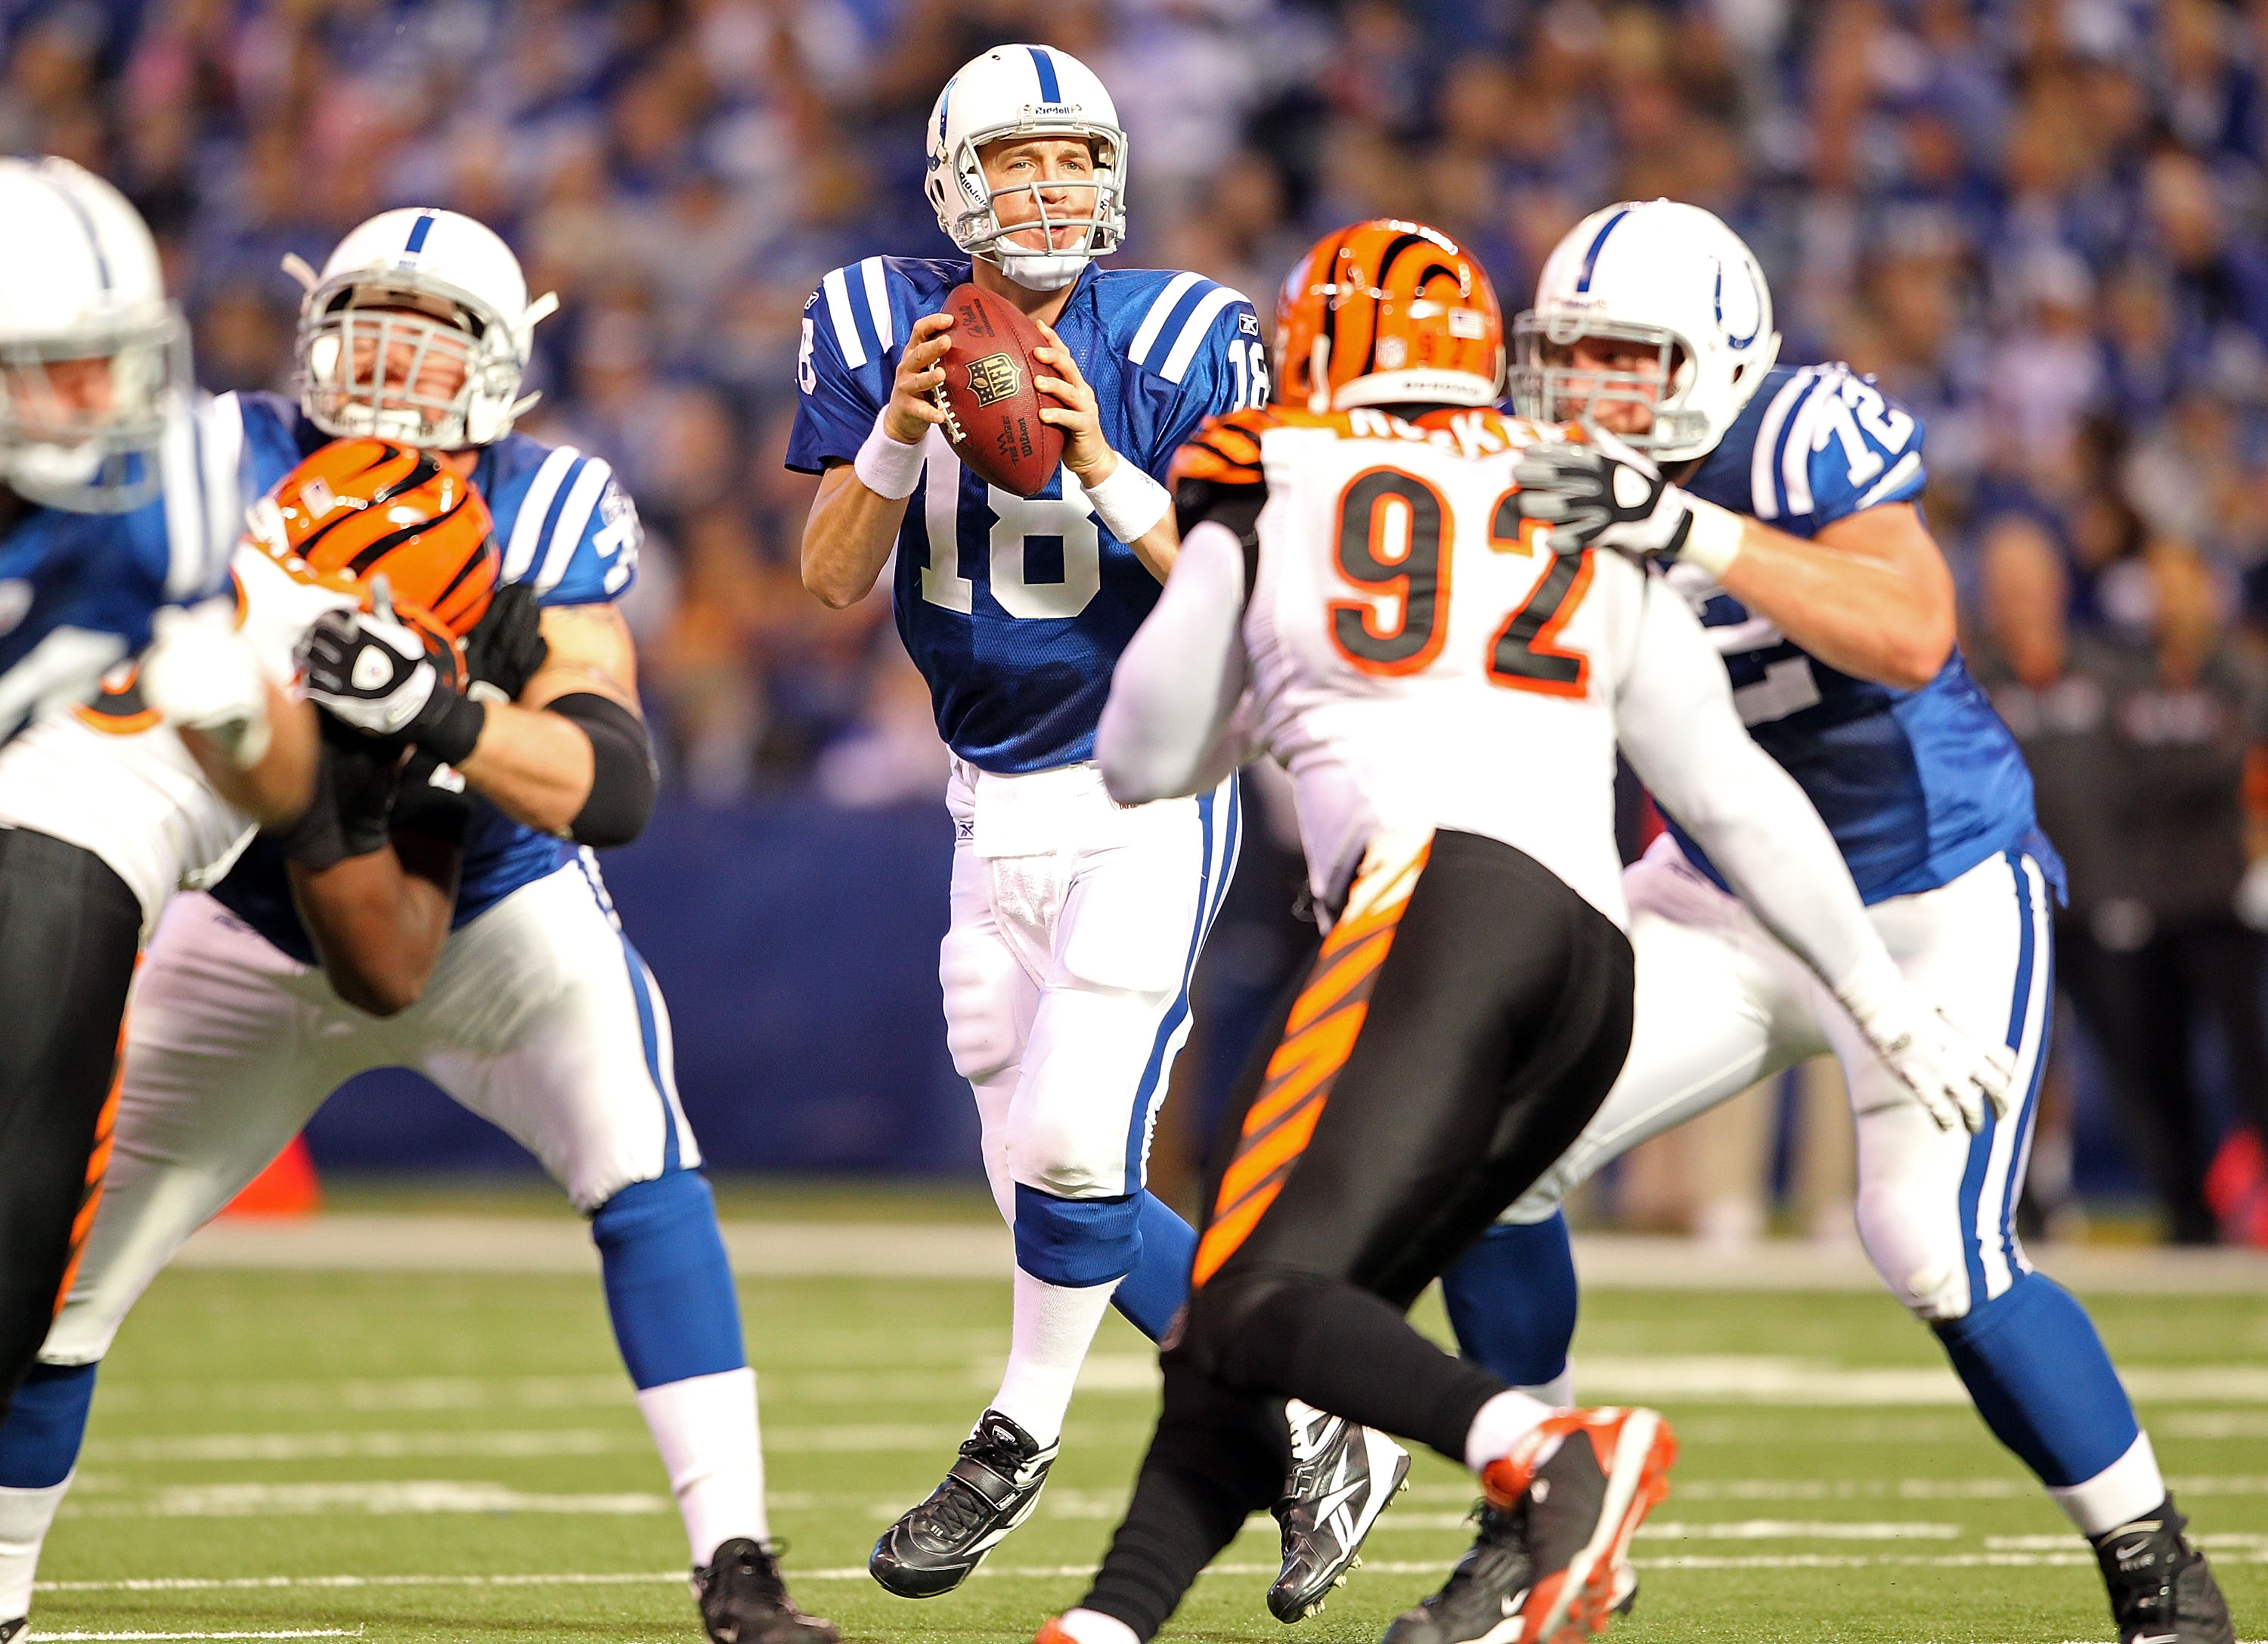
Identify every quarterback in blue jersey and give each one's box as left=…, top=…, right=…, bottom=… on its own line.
left=0, top=209, right=835, bottom=1644
left=789, top=43, right=1405, bottom=1611
left=1409, top=200, right=2234, bottom=1644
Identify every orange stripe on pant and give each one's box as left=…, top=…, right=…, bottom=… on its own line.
left=54, top=996, right=129, bottom=1317
left=1192, top=830, right=1433, bottom=1288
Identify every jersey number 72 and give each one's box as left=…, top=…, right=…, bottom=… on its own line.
left=1328, top=469, right=1592, bottom=696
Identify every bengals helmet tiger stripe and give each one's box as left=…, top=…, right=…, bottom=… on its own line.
left=252, top=439, right=500, bottom=637
left=1275, top=219, right=1503, bottom=414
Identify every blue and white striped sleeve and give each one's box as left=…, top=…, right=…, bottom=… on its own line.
left=159, top=389, right=248, bottom=605
left=1744, top=364, right=1928, bottom=537
left=1123, top=275, right=1266, bottom=478
left=785, top=257, right=903, bottom=473
left=497, top=447, right=642, bottom=606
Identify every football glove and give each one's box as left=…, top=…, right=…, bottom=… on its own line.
left=140, top=601, right=272, bottom=768
left=1514, top=428, right=1696, bottom=559
left=1852, top=996, right=2016, bottom=1135
left=298, top=581, right=485, bottom=762
left=463, top=582, right=547, bottom=706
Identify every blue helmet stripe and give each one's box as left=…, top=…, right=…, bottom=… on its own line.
left=1573, top=204, right=1632, bottom=293
left=1027, top=45, right=1061, bottom=103
left=404, top=210, right=438, bottom=255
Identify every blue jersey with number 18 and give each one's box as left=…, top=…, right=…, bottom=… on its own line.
left=1661, top=361, right=2063, bottom=904
left=786, top=257, right=1264, bottom=774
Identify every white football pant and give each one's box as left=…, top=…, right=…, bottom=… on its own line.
left=940, top=757, right=1238, bottom=1214
left=1504, top=833, right=2054, bottom=1324
left=42, top=855, right=697, bottom=1365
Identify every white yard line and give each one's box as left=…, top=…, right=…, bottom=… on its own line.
left=45, top=1548, right=2268, bottom=1597
left=168, top=1219, right=2268, bottom=1293
left=36, top=1632, right=360, bottom=1640
left=65, top=1481, right=671, bottom=1518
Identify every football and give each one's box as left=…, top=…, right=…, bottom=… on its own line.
left=932, top=282, right=1064, bottom=498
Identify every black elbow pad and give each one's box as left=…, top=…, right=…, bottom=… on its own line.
left=547, top=692, right=657, bottom=848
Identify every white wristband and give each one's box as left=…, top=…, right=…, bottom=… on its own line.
left=854, top=409, right=927, bottom=501
left=1677, top=494, right=1748, bottom=579
left=1082, top=457, right=1172, bottom=544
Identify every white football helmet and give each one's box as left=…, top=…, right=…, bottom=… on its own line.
left=1511, top=199, right=1780, bottom=464
left=287, top=207, right=559, bottom=450
left=0, top=157, right=191, bottom=513
left=925, top=44, right=1127, bottom=293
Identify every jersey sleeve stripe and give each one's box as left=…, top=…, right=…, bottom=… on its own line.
left=536, top=457, right=613, bottom=596
left=194, top=391, right=246, bottom=597
left=502, top=446, right=581, bottom=582
left=1780, top=386, right=1820, bottom=519
left=860, top=256, right=894, bottom=353
left=821, top=265, right=868, bottom=370
left=1747, top=368, right=1815, bottom=520
left=1128, top=271, right=1205, bottom=368
left=1159, top=286, right=1249, bottom=384
left=1853, top=448, right=1923, bottom=512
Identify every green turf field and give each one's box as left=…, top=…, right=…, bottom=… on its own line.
left=34, top=1197, right=2268, bottom=1644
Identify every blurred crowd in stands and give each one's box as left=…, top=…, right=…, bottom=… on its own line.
left=14, top=0, right=2268, bottom=1239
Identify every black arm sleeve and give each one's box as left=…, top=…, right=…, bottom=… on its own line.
left=1174, top=477, right=1266, bottom=606
left=547, top=691, right=657, bottom=848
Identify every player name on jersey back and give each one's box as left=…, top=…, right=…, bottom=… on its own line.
left=787, top=256, right=1265, bottom=774
left=1191, top=404, right=1649, bottom=923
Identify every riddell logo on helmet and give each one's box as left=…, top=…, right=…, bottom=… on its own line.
left=1029, top=101, right=1079, bottom=115
left=967, top=354, right=1021, bottom=407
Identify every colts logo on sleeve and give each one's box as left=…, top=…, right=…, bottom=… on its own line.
left=966, top=353, right=1021, bottom=408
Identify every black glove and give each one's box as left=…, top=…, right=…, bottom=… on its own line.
left=299, top=599, right=485, bottom=764
left=1514, top=429, right=1696, bottom=558
left=390, top=748, right=477, bottom=848
left=464, top=583, right=548, bottom=704
left=277, top=715, right=404, bottom=869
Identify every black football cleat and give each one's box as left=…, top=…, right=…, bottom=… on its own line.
left=870, top=1407, right=1058, bottom=1598
left=1379, top=1498, right=1530, bottom=1644
left=1270, top=1400, right=1411, bottom=1621
left=2093, top=1497, right=2236, bottom=1644
left=692, top=1538, right=838, bottom=1644
left=0, top=1618, right=23, bottom=1644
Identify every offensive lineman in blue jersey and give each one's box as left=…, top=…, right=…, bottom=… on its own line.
left=0, top=209, right=836, bottom=1644
left=789, top=43, right=1408, bottom=1612
left=0, top=156, right=308, bottom=1445
left=1393, top=200, right=2235, bottom=1644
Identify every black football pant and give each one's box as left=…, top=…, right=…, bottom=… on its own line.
left=1080, top=830, right=1635, bottom=1640
left=0, top=829, right=140, bottom=1418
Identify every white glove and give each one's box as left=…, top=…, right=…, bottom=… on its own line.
left=1845, top=986, right=2015, bottom=1134
left=138, top=601, right=272, bottom=768
left=297, top=600, right=438, bottom=738
left=1514, top=426, right=1747, bottom=574
left=2237, top=857, right=2268, bottom=932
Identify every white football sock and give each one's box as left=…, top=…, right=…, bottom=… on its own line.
left=636, top=1367, right=767, bottom=1566
left=990, top=1266, right=1117, bottom=1447
left=2050, top=1430, right=2167, bottom=1538
left=1519, top=1368, right=1575, bottom=1407
left=1463, top=1388, right=1554, bottom=1472
left=1057, top=1606, right=1141, bottom=1644
left=0, top=1475, right=70, bottom=1619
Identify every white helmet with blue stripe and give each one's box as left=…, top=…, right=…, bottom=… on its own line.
left=0, top=156, right=191, bottom=513
left=1511, top=199, right=1780, bottom=464
left=925, top=44, right=1128, bottom=293
left=287, top=207, right=559, bottom=450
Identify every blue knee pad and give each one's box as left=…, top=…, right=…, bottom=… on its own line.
left=1934, top=1270, right=2139, bottom=1488
left=1440, top=1214, right=1579, bottom=1388
left=1014, top=1183, right=1145, bottom=1290
left=0, top=1362, right=98, bottom=1489
left=590, top=1172, right=746, bottom=1391
left=1111, top=1194, right=1197, bottom=1341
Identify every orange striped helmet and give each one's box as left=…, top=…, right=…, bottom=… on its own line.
left=255, top=439, right=499, bottom=637
left=1275, top=219, right=1504, bottom=414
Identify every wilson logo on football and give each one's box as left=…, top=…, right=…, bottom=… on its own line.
left=966, top=353, right=1022, bottom=408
